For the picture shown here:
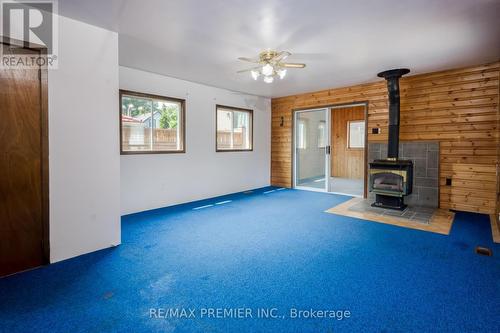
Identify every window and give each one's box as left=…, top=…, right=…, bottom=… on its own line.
left=120, top=90, right=185, bottom=154
left=216, top=105, right=253, bottom=151
left=297, top=120, right=307, bottom=149
left=347, top=120, right=365, bottom=149
left=317, top=121, right=326, bottom=148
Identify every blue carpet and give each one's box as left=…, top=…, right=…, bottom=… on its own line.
left=1, top=187, right=499, bottom=332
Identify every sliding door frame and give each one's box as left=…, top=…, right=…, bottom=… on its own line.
left=292, top=101, right=369, bottom=198
left=292, top=108, right=331, bottom=193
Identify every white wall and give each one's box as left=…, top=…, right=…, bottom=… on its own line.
left=120, top=67, right=271, bottom=215
left=48, top=16, right=120, bottom=262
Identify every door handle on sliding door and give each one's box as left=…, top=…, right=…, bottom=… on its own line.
left=326, top=146, right=331, bottom=155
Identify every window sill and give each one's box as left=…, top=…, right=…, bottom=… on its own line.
left=120, top=150, right=186, bottom=155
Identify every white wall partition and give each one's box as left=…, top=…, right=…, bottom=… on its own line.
left=48, top=16, right=120, bottom=262
left=120, top=67, right=271, bottom=215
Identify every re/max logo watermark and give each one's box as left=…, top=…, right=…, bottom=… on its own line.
left=1, top=0, right=58, bottom=69
left=149, top=307, right=352, bottom=320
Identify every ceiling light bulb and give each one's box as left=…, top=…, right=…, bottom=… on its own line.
left=251, top=70, right=259, bottom=80
left=262, top=63, right=274, bottom=76
left=263, top=76, right=274, bottom=84
left=278, top=69, right=287, bottom=79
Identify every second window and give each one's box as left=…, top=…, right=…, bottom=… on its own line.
left=216, top=105, right=253, bottom=151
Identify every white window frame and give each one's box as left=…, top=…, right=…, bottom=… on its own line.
left=216, top=105, right=253, bottom=152
left=347, top=120, right=365, bottom=149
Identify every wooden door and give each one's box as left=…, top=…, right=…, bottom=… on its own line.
left=0, top=42, right=49, bottom=277
left=331, top=105, right=366, bottom=179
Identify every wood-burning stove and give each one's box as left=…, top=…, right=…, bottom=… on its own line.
left=369, top=68, right=413, bottom=210
left=369, top=159, right=413, bottom=210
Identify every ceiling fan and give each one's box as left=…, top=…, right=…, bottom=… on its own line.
left=237, top=50, right=306, bottom=83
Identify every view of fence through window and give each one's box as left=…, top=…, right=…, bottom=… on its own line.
left=121, top=92, right=184, bottom=153
left=216, top=106, right=253, bottom=151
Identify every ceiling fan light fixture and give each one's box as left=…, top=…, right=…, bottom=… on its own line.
left=263, top=76, right=274, bottom=83
left=278, top=69, right=287, bottom=79
left=237, top=50, right=305, bottom=83
left=251, top=70, right=260, bottom=80
left=262, top=63, right=274, bottom=76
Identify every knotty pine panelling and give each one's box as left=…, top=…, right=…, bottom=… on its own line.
left=331, top=106, right=365, bottom=179
left=271, top=62, right=499, bottom=214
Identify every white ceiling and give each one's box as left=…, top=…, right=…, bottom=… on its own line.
left=59, top=0, right=500, bottom=98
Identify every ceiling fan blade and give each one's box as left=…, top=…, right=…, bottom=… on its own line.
left=288, top=53, right=330, bottom=60
left=237, top=57, right=260, bottom=64
left=281, top=62, right=306, bottom=68
left=237, top=66, right=261, bottom=73
left=273, top=51, right=291, bottom=62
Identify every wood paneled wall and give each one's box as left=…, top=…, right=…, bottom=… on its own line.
left=331, top=106, right=365, bottom=179
left=271, top=62, right=499, bottom=214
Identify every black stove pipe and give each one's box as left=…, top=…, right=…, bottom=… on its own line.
left=377, top=68, right=410, bottom=160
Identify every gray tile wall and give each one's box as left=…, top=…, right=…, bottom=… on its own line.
left=368, top=141, right=439, bottom=207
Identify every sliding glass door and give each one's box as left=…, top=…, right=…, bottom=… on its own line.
left=294, top=108, right=330, bottom=192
